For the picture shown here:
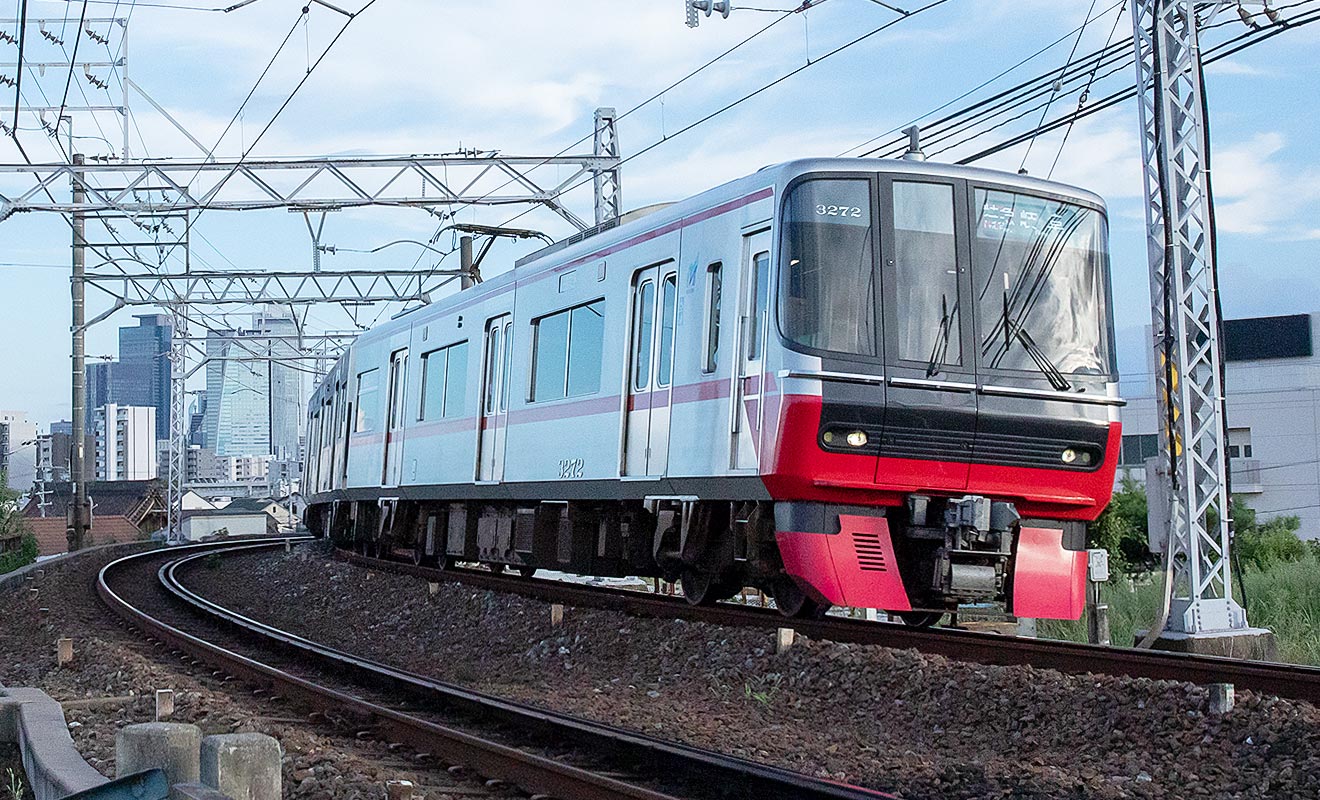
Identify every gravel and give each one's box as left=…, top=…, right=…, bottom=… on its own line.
left=0, top=548, right=505, bottom=799
left=180, top=542, right=1320, bottom=800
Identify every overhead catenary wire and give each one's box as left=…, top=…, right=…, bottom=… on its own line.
left=1047, top=1, right=1130, bottom=178
left=493, top=0, right=951, bottom=232
left=1018, top=0, right=1102, bottom=172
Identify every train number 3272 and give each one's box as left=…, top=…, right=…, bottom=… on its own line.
left=557, top=458, right=585, bottom=479
left=815, top=204, right=863, bottom=218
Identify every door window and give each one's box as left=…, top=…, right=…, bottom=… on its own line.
left=633, top=280, right=655, bottom=390
left=658, top=274, right=677, bottom=387
left=747, top=252, right=769, bottom=360
left=892, top=181, right=961, bottom=366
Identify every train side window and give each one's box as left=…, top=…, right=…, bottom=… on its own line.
left=703, top=263, right=722, bottom=373
left=533, top=299, right=605, bottom=401
left=354, top=368, right=380, bottom=433
left=447, top=341, right=470, bottom=418
left=420, top=341, right=469, bottom=420
left=658, top=274, right=677, bottom=387
left=892, top=181, right=961, bottom=366
left=748, top=252, right=769, bottom=360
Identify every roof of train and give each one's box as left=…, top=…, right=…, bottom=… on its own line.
left=343, top=157, right=1107, bottom=353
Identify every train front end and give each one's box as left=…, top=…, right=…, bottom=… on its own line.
left=764, top=162, right=1120, bottom=622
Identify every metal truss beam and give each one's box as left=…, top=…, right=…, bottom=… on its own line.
left=0, top=154, right=616, bottom=229
left=82, top=269, right=462, bottom=309
left=1131, top=0, right=1246, bottom=634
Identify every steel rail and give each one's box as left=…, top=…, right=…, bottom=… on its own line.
left=339, top=549, right=1320, bottom=707
left=99, top=541, right=897, bottom=800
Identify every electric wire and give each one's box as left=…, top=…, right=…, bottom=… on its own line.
left=1047, top=1, right=1129, bottom=178
left=1018, top=0, right=1101, bottom=172
left=493, top=0, right=951, bottom=233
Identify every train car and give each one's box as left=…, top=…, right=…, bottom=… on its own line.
left=303, top=157, right=1122, bottom=622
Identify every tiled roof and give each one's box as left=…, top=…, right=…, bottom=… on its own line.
left=22, top=481, right=165, bottom=524
left=26, top=516, right=145, bottom=557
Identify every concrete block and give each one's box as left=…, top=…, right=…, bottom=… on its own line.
left=550, top=603, right=564, bottom=627
left=1016, top=617, right=1038, bottom=638
left=117, top=722, right=202, bottom=787
left=1209, top=683, right=1235, bottom=715
left=385, top=779, right=416, bottom=799
left=775, top=627, right=795, bottom=654
left=156, top=689, right=175, bottom=721
left=428, top=582, right=440, bottom=597
left=201, top=732, right=282, bottom=800
left=56, top=638, right=73, bottom=667
left=1138, top=627, right=1278, bottom=661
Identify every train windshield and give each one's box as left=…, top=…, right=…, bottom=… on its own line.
left=780, top=178, right=877, bottom=356
left=972, top=188, right=1113, bottom=379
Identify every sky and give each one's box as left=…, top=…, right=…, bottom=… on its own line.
left=0, top=0, right=1317, bottom=428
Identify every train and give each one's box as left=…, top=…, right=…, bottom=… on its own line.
left=303, top=157, right=1122, bottom=623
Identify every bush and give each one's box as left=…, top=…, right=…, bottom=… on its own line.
left=1088, top=476, right=1155, bottom=575
left=0, top=534, right=39, bottom=575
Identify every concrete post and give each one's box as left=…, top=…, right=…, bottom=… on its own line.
left=156, top=689, right=175, bottom=721
left=1209, top=683, right=1235, bottom=715
left=1016, top=617, right=1038, bottom=638
left=385, top=779, right=416, bottom=799
left=775, top=627, right=795, bottom=654
left=550, top=603, right=564, bottom=627
left=56, top=638, right=74, bottom=666
left=428, top=582, right=440, bottom=597
left=117, top=722, right=202, bottom=787
left=200, top=733, right=282, bottom=800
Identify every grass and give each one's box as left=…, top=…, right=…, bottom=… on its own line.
left=1038, top=552, right=1320, bottom=665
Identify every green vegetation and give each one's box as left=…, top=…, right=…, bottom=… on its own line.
left=0, top=478, right=35, bottom=576
left=0, top=534, right=38, bottom=576
left=1041, top=484, right=1320, bottom=665
left=5, top=766, right=25, bottom=800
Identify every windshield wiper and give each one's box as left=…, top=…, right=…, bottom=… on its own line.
left=926, top=294, right=956, bottom=377
left=1008, top=319, right=1072, bottom=391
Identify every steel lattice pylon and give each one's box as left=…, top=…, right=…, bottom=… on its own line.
left=1131, top=0, right=1247, bottom=633
left=167, top=309, right=189, bottom=544
left=593, top=108, right=622, bottom=224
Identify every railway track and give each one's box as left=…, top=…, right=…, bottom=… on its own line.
left=339, top=547, right=1320, bottom=707
left=98, top=540, right=897, bottom=800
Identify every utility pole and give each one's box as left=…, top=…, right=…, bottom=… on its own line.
left=69, top=152, right=89, bottom=552
left=1131, top=0, right=1272, bottom=654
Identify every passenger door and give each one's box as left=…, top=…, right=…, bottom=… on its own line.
left=382, top=348, right=409, bottom=487
left=878, top=177, right=974, bottom=491
left=477, top=315, right=512, bottom=482
left=732, top=230, right=772, bottom=471
left=624, top=264, right=679, bottom=476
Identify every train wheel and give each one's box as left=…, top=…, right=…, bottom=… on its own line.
left=771, top=576, right=830, bottom=620
left=897, top=611, right=945, bottom=628
left=680, top=569, right=717, bottom=606
left=517, top=565, right=537, bottom=579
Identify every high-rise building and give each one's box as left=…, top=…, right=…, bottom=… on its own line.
left=115, top=315, right=174, bottom=440
left=202, top=311, right=303, bottom=461
left=35, top=431, right=72, bottom=483
left=85, top=362, right=115, bottom=413
left=94, top=404, right=158, bottom=481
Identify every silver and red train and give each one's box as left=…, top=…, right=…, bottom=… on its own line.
left=303, top=157, right=1122, bottom=622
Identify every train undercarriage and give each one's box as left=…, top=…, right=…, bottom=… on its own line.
left=310, top=492, right=1084, bottom=622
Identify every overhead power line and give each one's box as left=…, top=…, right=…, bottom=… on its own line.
left=495, top=0, right=951, bottom=231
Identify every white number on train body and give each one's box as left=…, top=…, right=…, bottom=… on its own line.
left=814, top=204, right=863, bottom=218
left=557, top=458, right=585, bottom=479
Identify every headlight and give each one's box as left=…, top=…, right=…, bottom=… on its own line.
left=1061, top=448, right=1077, bottom=464
left=846, top=430, right=869, bottom=448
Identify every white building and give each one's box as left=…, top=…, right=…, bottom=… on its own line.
left=1118, top=313, right=1320, bottom=539
left=94, top=404, right=158, bottom=481
left=0, top=410, right=38, bottom=493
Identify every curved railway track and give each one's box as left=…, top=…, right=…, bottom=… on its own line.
left=339, top=547, right=1320, bottom=707
left=97, top=540, right=897, bottom=800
